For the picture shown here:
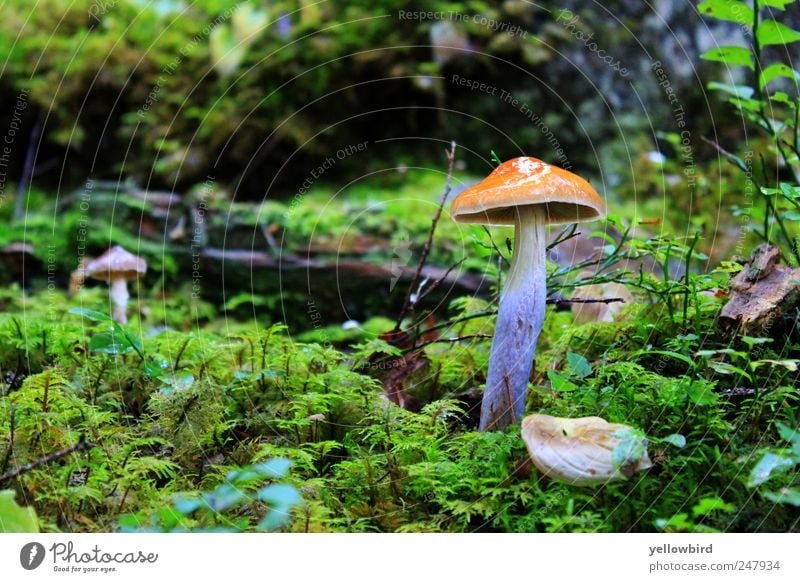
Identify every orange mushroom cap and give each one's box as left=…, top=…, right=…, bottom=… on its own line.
left=451, top=157, right=605, bottom=226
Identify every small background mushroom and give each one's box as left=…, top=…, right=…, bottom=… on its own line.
left=84, top=246, right=147, bottom=324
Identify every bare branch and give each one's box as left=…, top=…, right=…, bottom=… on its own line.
left=417, top=258, right=466, bottom=303
left=0, top=434, right=91, bottom=484
left=394, top=140, right=457, bottom=332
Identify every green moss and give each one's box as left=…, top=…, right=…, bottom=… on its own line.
left=0, top=282, right=795, bottom=533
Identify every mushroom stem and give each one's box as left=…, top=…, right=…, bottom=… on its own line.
left=479, top=205, right=547, bottom=431
left=109, top=277, right=130, bottom=324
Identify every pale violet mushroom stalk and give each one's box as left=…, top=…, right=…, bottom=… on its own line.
left=481, top=204, right=547, bottom=431
left=450, top=157, right=605, bottom=431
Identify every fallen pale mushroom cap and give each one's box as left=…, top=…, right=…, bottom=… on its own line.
left=451, top=157, right=605, bottom=431
left=521, top=414, right=651, bottom=487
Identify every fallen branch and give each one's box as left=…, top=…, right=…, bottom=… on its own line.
left=0, top=434, right=91, bottom=484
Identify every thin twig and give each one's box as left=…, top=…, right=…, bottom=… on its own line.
left=368, top=334, right=493, bottom=369
left=701, top=136, right=744, bottom=170
left=411, top=333, right=493, bottom=350
left=417, top=258, right=466, bottom=303
left=413, top=276, right=430, bottom=304
left=424, top=310, right=497, bottom=334
left=549, top=297, right=627, bottom=307
left=393, top=141, right=457, bottom=332
left=481, top=226, right=511, bottom=268
left=547, top=224, right=581, bottom=251
left=0, top=435, right=91, bottom=484
left=497, top=254, right=503, bottom=291
left=414, top=295, right=627, bottom=338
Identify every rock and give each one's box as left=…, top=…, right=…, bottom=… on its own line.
left=719, top=244, right=800, bottom=336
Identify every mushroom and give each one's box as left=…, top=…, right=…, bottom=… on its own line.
left=521, top=414, right=651, bottom=486
left=451, top=157, right=605, bottom=431
left=84, top=246, right=147, bottom=324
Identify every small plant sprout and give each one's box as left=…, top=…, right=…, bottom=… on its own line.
left=84, top=245, right=147, bottom=324
left=451, top=157, right=605, bottom=431
left=521, top=414, right=651, bottom=486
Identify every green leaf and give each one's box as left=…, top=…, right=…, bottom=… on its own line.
left=763, top=0, right=795, bottom=9
left=757, top=19, right=800, bottom=47
left=547, top=369, right=579, bottom=392
left=257, top=483, right=301, bottom=507
left=760, top=63, right=799, bottom=89
left=566, top=352, right=592, bottom=378
left=764, top=487, right=800, bottom=506
left=144, top=359, right=167, bottom=380
left=154, top=507, right=182, bottom=530
left=662, top=433, right=687, bottom=448
left=697, top=0, right=754, bottom=25
left=777, top=422, right=800, bottom=454
left=69, top=307, right=114, bottom=323
left=89, top=331, right=133, bottom=355
left=708, top=361, right=752, bottom=381
left=209, top=24, right=245, bottom=78
left=252, top=458, right=293, bottom=480
left=0, top=490, right=39, bottom=533
left=748, top=451, right=795, bottom=486
left=701, top=45, right=754, bottom=69
left=780, top=181, right=800, bottom=200
left=654, top=513, right=691, bottom=531
left=692, top=497, right=735, bottom=516
left=741, top=336, right=773, bottom=347
left=124, top=330, right=143, bottom=351
left=751, top=358, right=799, bottom=371
left=770, top=91, right=796, bottom=105
left=707, top=82, right=755, bottom=99
left=634, top=349, right=695, bottom=368
left=611, top=428, right=647, bottom=471
left=686, top=382, right=716, bottom=406
left=257, top=511, right=290, bottom=531
left=203, top=483, right=246, bottom=512
left=172, top=495, right=204, bottom=516
left=257, top=484, right=301, bottom=531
